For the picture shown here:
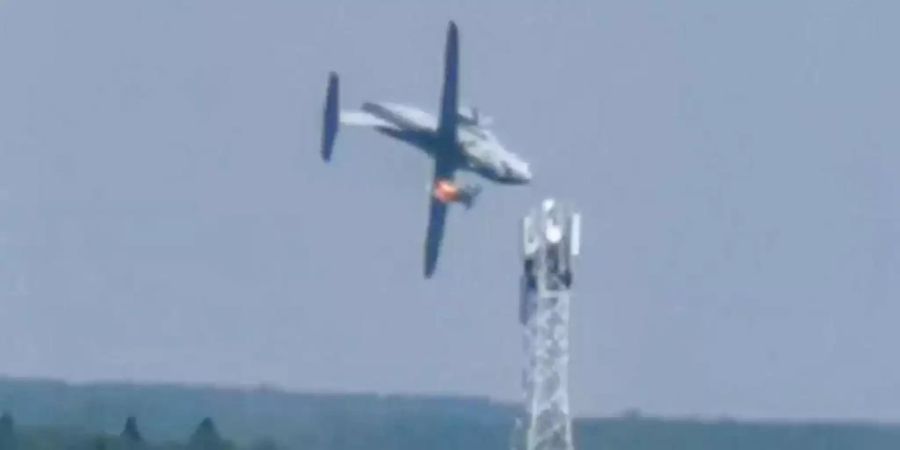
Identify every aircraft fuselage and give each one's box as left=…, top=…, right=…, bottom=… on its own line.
left=362, top=102, right=532, bottom=185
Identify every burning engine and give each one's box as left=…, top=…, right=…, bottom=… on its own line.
left=433, top=180, right=482, bottom=209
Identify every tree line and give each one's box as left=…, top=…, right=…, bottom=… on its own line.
left=0, top=412, right=259, bottom=450
left=2, top=377, right=900, bottom=449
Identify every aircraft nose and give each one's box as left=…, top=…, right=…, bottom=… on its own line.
left=517, top=162, right=532, bottom=182
left=523, top=163, right=532, bottom=180
left=506, top=163, right=531, bottom=184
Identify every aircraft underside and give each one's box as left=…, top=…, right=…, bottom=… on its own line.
left=374, top=126, right=493, bottom=186
left=375, top=127, right=440, bottom=159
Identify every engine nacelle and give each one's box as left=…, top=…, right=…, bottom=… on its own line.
left=433, top=180, right=482, bottom=209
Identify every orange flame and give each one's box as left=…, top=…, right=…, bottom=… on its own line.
left=434, top=180, right=460, bottom=203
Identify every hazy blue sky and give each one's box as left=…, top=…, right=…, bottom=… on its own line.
left=1, top=0, right=898, bottom=421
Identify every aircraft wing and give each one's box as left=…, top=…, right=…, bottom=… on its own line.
left=423, top=157, right=456, bottom=278
left=437, top=21, right=459, bottom=143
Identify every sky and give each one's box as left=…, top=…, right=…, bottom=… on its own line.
left=0, top=0, right=898, bottom=421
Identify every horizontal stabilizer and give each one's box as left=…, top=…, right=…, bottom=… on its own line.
left=321, top=71, right=339, bottom=162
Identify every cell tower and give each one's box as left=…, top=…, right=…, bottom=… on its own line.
left=512, top=198, right=581, bottom=450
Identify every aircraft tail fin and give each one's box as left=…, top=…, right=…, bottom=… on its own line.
left=321, top=71, right=339, bottom=162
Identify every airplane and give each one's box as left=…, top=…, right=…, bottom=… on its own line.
left=320, top=20, right=533, bottom=278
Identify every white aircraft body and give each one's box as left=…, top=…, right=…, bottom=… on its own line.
left=320, top=21, right=533, bottom=278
